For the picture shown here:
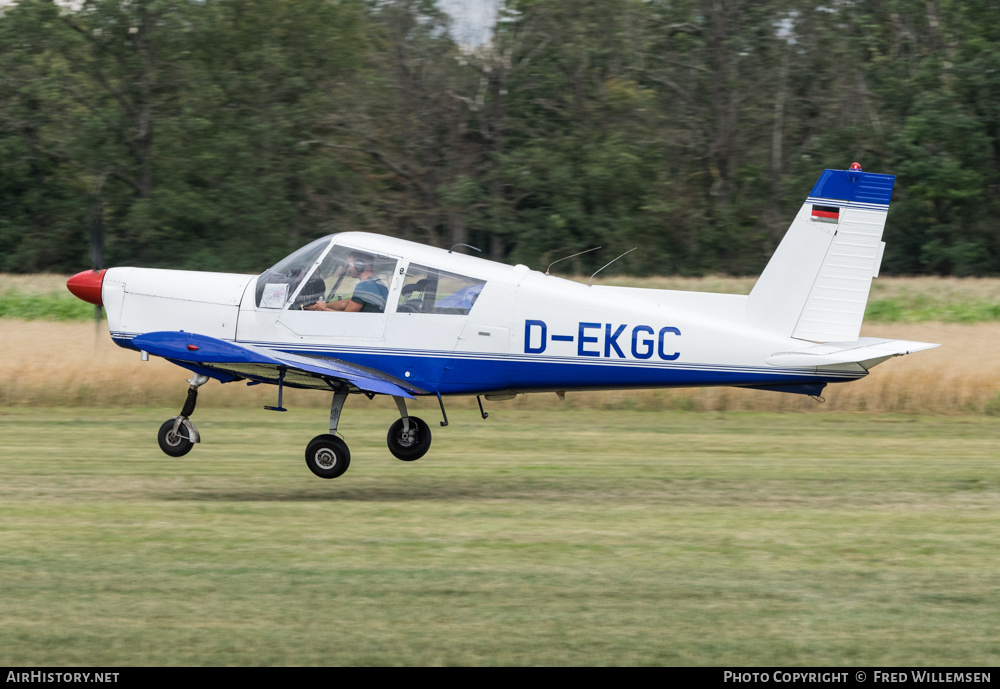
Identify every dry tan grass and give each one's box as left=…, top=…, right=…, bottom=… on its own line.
left=590, top=275, right=1000, bottom=303
left=539, top=322, right=998, bottom=414
left=0, top=320, right=317, bottom=408
left=3, top=319, right=997, bottom=413
left=0, top=273, right=75, bottom=294
left=586, top=274, right=759, bottom=293
left=868, top=276, right=1000, bottom=303
left=4, top=273, right=996, bottom=412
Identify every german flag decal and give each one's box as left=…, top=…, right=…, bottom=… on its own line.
left=811, top=204, right=840, bottom=222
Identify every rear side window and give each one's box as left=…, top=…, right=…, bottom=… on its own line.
left=397, top=265, right=484, bottom=315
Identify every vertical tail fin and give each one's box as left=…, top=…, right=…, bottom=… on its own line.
left=747, top=167, right=895, bottom=342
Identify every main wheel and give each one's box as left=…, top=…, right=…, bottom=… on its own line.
left=305, top=434, right=351, bottom=479
left=386, top=416, right=432, bottom=461
left=158, top=418, right=194, bottom=457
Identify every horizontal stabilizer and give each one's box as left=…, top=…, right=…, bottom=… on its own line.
left=766, top=338, right=939, bottom=370
left=132, top=331, right=423, bottom=397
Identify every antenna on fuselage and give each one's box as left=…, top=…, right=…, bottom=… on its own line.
left=449, top=243, right=482, bottom=254
left=545, top=246, right=602, bottom=275
left=588, top=247, right=638, bottom=287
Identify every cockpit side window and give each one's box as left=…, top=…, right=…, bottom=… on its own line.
left=397, top=264, right=484, bottom=315
left=308, top=246, right=398, bottom=313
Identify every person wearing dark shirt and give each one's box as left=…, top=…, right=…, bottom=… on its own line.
left=305, top=252, right=388, bottom=313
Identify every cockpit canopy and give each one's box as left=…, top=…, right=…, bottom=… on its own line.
left=255, top=235, right=485, bottom=315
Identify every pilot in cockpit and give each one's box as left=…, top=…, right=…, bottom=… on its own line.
left=304, top=251, right=388, bottom=313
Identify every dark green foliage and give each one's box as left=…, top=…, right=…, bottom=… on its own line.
left=1, top=0, right=998, bottom=275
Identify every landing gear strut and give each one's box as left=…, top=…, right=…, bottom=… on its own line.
left=157, top=374, right=209, bottom=457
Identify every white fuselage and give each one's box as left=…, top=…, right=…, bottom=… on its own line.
left=100, top=232, right=867, bottom=397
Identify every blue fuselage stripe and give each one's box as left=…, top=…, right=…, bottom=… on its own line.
left=113, top=333, right=863, bottom=395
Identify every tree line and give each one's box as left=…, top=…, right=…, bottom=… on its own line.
left=1, top=0, right=997, bottom=276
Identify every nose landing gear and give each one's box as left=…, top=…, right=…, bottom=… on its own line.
left=157, top=374, right=209, bottom=457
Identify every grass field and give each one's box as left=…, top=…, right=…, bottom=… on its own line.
left=1, top=407, right=998, bottom=666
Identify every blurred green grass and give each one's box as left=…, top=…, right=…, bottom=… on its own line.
left=0, top=289, right=98, bottom=321
left=2, top=407, right=998, bottom=665
left=865, top=297, right=1000, bottom=323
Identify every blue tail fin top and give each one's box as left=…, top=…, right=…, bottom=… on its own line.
left=808, top=169, right=895, bottom=206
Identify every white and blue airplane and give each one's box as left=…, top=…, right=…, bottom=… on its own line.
left=67, top=164, right=937, bottom=479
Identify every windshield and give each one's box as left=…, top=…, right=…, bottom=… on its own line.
left=255, top=236, right=334, bottom=308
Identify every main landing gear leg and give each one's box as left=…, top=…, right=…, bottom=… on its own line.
left=157, top=374, right=209, bottom=457
left=305, top=391, right=351, bottom=479
left=387, top=396, right=432, bottom=462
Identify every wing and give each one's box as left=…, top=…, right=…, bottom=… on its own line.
left=130, top=331, right=424, bottom=398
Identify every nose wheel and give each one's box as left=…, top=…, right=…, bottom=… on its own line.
left=157, top=418, right=196, bottom=457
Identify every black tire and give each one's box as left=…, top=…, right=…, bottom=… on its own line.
left=386, top=416, right=432, bottom=461
left=305, top=434, right=351, bottom=479
left=158, top=419, right=194, bottom=457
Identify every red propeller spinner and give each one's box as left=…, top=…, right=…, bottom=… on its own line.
left=66, top=269, right=107, bottom=306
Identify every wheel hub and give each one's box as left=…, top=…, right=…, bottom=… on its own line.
left=315, top=448, right=338, bottom=469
